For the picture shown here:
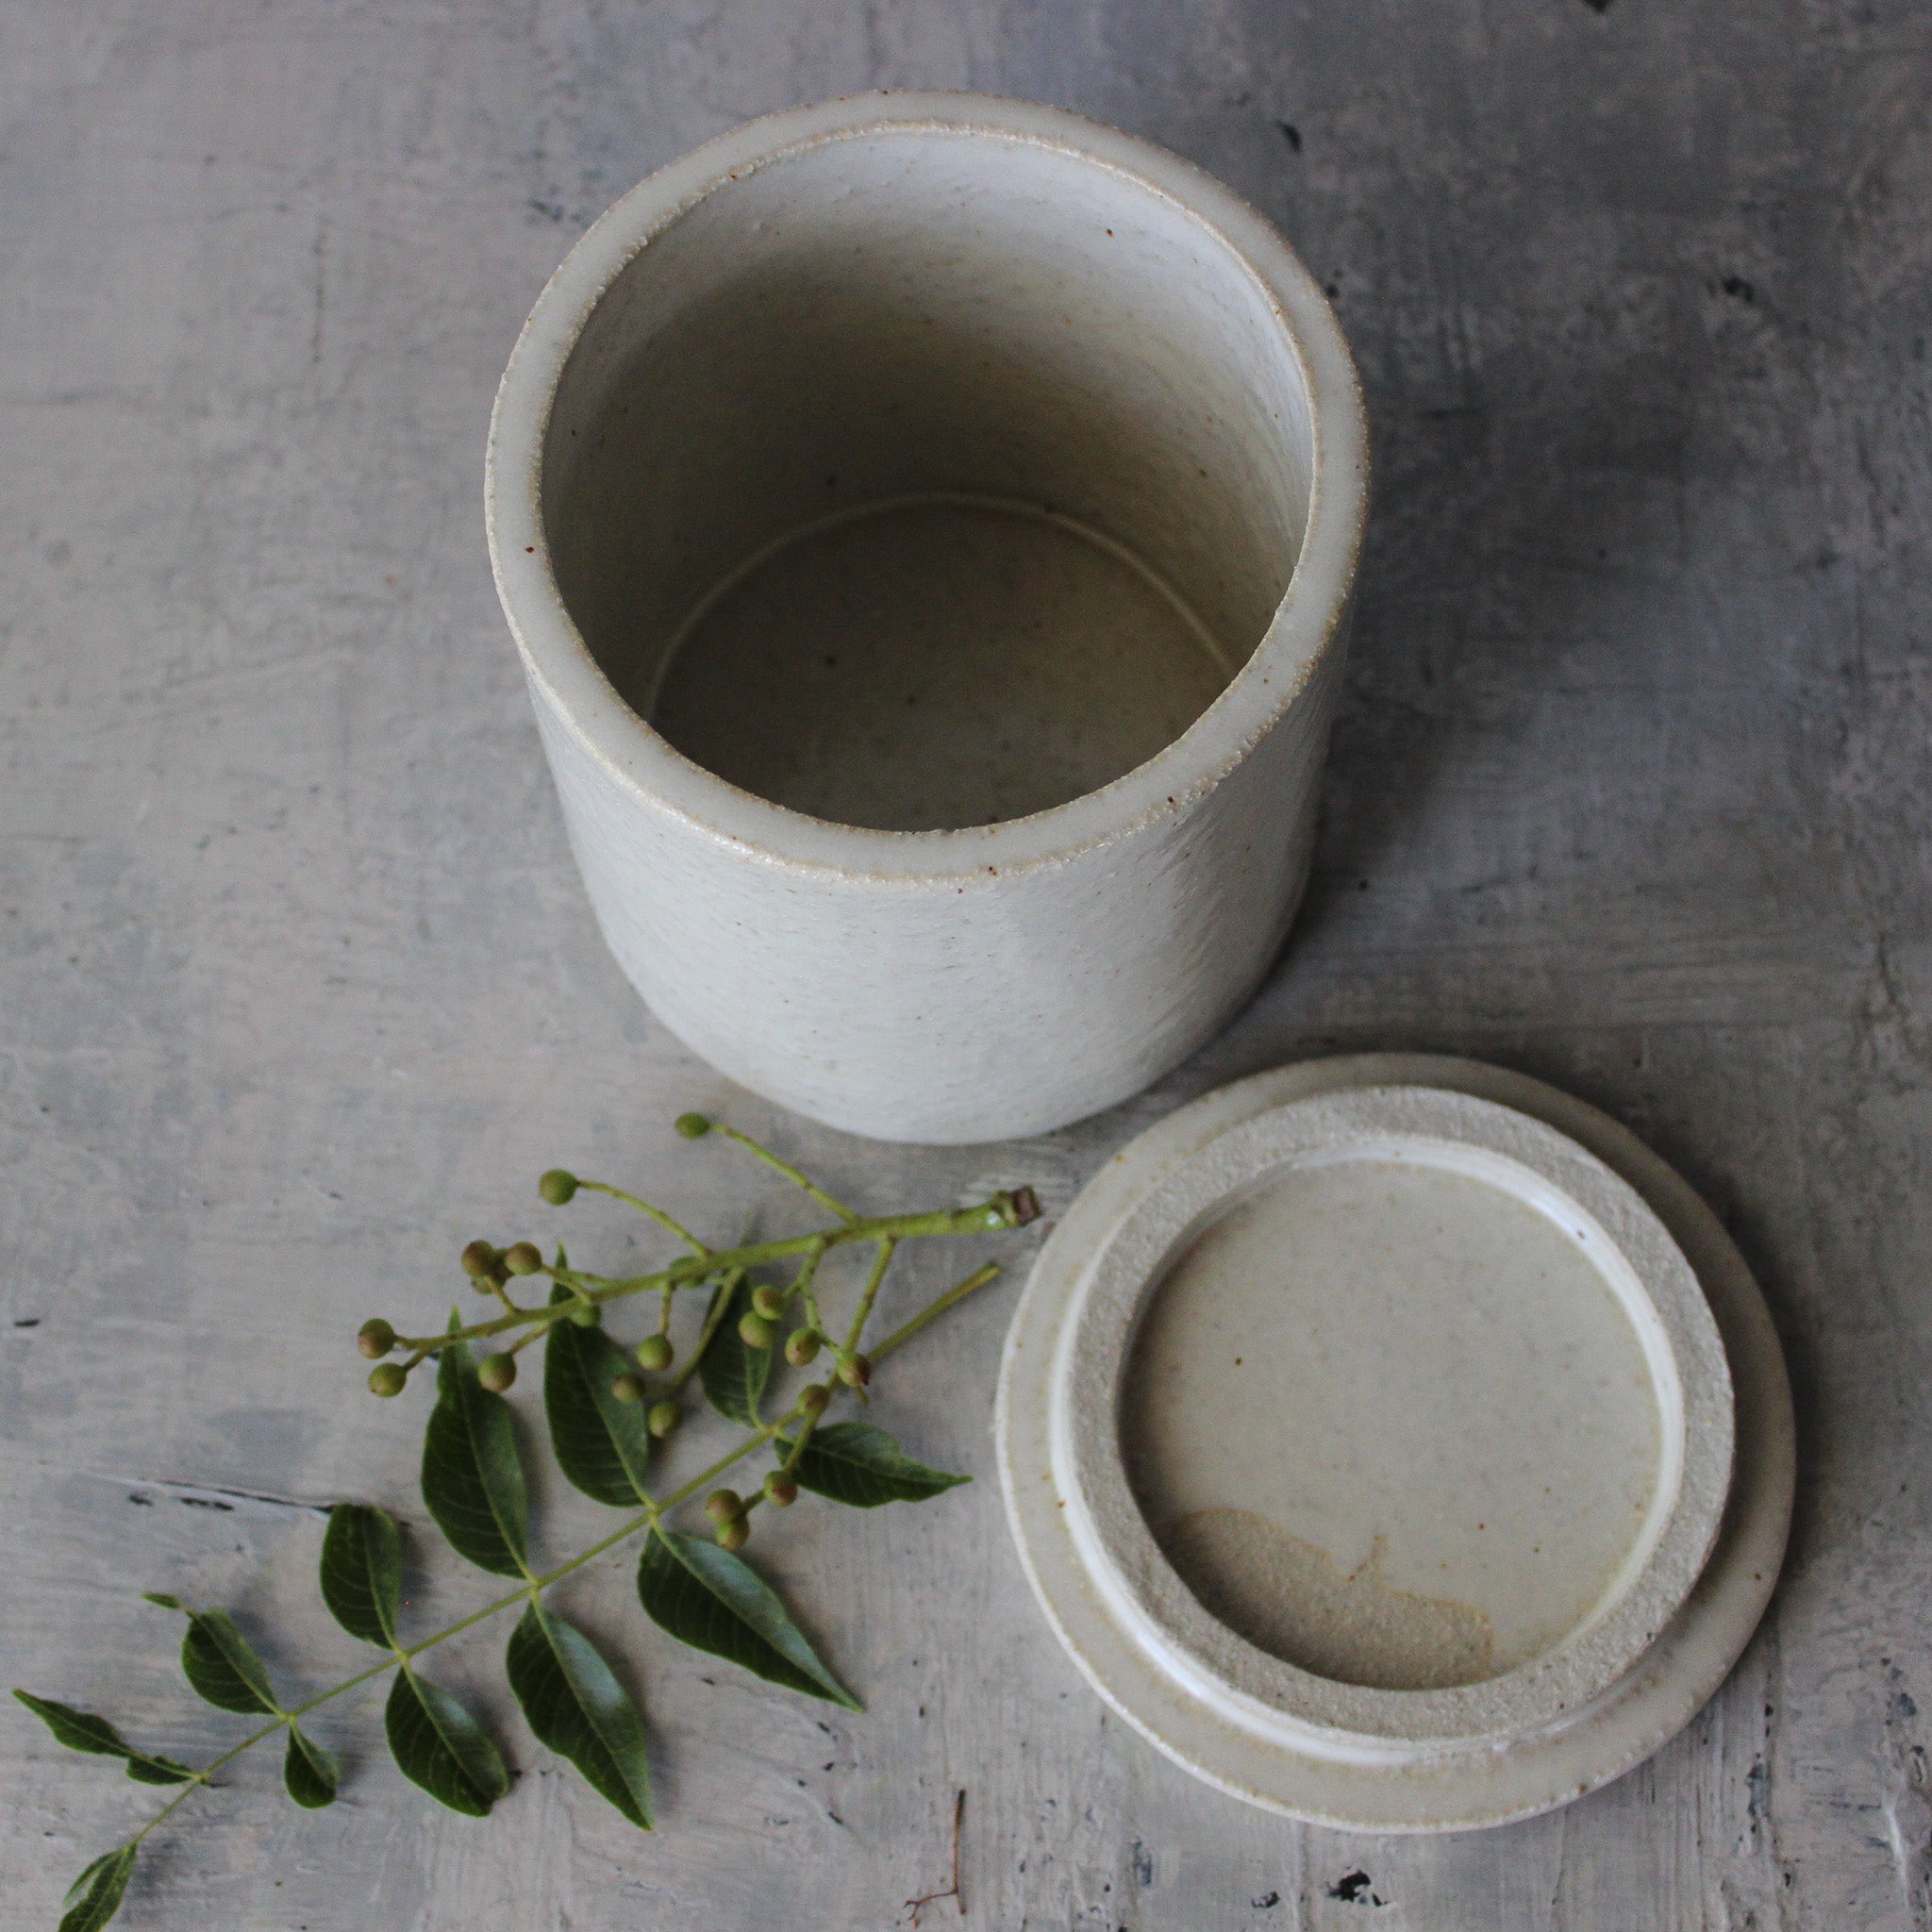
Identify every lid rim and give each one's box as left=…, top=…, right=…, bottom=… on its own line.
left=1045, top=1084, right=1736, bottom=1757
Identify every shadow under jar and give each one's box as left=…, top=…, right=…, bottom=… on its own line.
left=490, top=95, right=1367, bottom=1142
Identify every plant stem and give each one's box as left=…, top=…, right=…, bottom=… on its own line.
left=870, top=1263, right=1002, bottom=1363
left=715, top=1124, right=858, bottom=1224
left=393, top=1197, right=1024, bottom=1356
left=841, top=1238, right=897, bottom=1358
left=668, top=1265, right=742, bottom=1398
left=576, top=1181, right=709, bottom=1257
left=786, top=1241, right=826, bottom=1308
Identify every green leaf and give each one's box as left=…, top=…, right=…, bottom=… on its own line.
left=506, top=1604, right=652, bottom=1827
left=283, top=1725, right=339, bottom=1808
left=12, top=1691, right=193, bottom=1786
left=319, top=1504, right=403, bottom=1648
left=385, top=1667, right=509, bottom=1818
left=149, top=1602, right=281, bottom=1716
left=421, top=1312, right=529, bottom=1578
left=783, top=1422, right=972, bottom=1508
left=698, top=1274, right=770, bottom=1426
left=636, top=1527, right=858, bottom=1709
left=59, top=1844, right=137, bottom=1932
left=543, top=1285, right=654, bottom=1507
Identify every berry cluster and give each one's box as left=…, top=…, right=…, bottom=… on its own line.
left=352, top=1120, right=1038, bottom=1556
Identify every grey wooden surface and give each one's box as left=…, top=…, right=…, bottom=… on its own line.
left=3, top=2, right=1927, bottom=1926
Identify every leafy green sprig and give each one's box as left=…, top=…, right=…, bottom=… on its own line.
left=17, top=1116, right=1040, bottom=1932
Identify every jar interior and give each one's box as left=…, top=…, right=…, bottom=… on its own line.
left=542, top=128, right=1314, bottom=831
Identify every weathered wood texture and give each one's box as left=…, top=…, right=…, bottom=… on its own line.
left=2, top=2, right=1926, bottom=1926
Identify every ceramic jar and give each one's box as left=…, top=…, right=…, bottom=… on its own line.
left=488, top=93, right=1368, bottom=1142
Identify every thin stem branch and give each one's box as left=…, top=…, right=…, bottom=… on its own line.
left=778, top=1407, right=823, bottom=1475
left=786, top=1241, right=826, bottom=1309
left=669, top=1265, right=742, bottom=1398
left=842, top=1238, right=897, bottom=1357
left=575, top=1181, right=709, bottom=1257
left=392, top=1198, right=1024, bottom=1356
left=871, top=1264, right=1002, bottom=1364
left=781, top=1241, right=831, bottom=1352
left=655, top=1412, right=795, bottom=1516
left=715, top=1124, right=858, bottom=1224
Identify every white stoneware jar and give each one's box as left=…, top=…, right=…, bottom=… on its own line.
left=488, top=93, right=1368, bottom=1142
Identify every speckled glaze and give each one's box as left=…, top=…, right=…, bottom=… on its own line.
left=487, top=93, right=1368, bottom=1143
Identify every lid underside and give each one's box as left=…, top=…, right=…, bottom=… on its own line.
left=995, top=1054, right=1792, bottom=1830
left=1124, top=1149, right=1664, bottom=1692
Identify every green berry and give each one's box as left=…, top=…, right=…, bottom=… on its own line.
left=477, top=1352, right=517, bottom=1393
left=503, top=1241, right=542, bottom=1275
left=785, top=1327, right=821, bottom=1368
left=799, top=1383, right=831, bottom=1415
left=674, top=1112, right=711, bottom=1140
left=610, top=1372, right=644, bottom=1404
left=739, top=1311, right=777, bottom=1351
left=647, top=1399, right=682, bottom=1439
left=460, top=1239, right=497, bottom=1278
left=357, top=1318, right=396, bottom=1360
left=539, top=1169, right=578, bottom=1205
left=716, top=1516, right=750, bottom=1552
left=751, top=1283, right=785, bottom=1321
left=367, top=1362, right=407, bottom=1398
left=704, top=1488, right=743, bottom=1524
left=764, top=1472, right=798, bottom=1507
left=636, top=1333, right=674, bottom=1374
left=565, top=1296, right=600, bottom=1327
left=838, top=1352, right=872, bottom=1389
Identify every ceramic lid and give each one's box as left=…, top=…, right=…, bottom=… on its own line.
left=995, top=1055, right=1793, bottom=1830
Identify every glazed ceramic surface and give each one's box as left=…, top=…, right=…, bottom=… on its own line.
left=997, top=1056, right=1793, bottom=1830
left=488, top=93, right=1368, bottom=1142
